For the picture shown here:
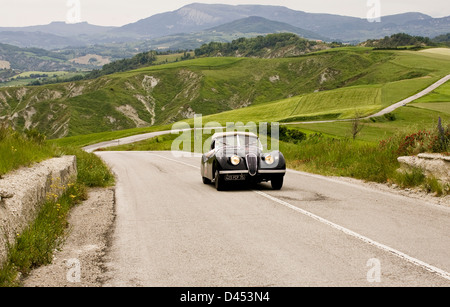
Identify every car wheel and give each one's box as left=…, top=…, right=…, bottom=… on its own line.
left=202, top=176, right=211, bottom=184
left=271, top=176, right=284, bottom=190
left=215, top=170, right=225, bottom=191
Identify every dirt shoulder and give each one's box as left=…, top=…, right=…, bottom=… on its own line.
left=23, top=187, right=115, bottom=287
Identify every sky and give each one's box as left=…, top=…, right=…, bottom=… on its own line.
left=0, top=0, right=449, bottom=27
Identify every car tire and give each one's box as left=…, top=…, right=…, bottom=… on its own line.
left=271, top=176, right=284, bottom=190
left=202, top=177, right=211, bottom=184
left=215, top=170, right=225, bottom=191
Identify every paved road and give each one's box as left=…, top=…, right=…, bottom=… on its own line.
left=83, top=129, right=188, bottom=153
left=82, top=75, right=450, bottom=150
left=96, top=151, right=450, bottom=287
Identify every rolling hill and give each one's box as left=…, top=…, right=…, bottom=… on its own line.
left=0, top=43, right=77, bottom=71
left=1, top=47, right=450, bottom=139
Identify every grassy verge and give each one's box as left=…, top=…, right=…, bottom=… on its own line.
left=0, top=130, right=115, bottom=286
left=48, top=124, right=173, bottom=148
left=0, top=184, right=87, bottom=286
left=0, top=126, right=62, bottom=177
left=105, top=119, right=450, bottom=196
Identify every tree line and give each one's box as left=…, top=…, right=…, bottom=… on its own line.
left=85, top=51, right=157, bottom=79
left=194, top=33, right=322, bottom=57
left=363, top=33, right=436, bottom=49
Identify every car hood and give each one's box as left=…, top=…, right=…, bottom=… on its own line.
left=217, top=146, right=262, bottom=157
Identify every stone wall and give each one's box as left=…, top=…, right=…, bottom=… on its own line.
left=398, top=153, right=450, bottom=183
left=0, top=156, right=77, bottom=266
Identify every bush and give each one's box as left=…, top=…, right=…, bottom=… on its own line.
left=393, top=167, right=426, bottom=188
left=396, top=119, right=449, bottom=156
left=283, top=136, right=398, bottom=183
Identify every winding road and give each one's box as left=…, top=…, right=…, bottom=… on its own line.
left=285, top=73, right=450, bottom=125
left=95, top=151, right=450, bottom=287
left=87, top=74, right=450, bottom=287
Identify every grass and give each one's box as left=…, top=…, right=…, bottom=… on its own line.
left=180, top=80, right=441, bottom=126
left=414, top=80, right=450, bottom=103
left=49, top=124, right=173, bottom=148
left=4, top=48, right=450, bottom=138
left=0, top=71, right=86, bottom=88
left=0, top=125, right=62, bottom=176
left=105, top=126, right=398, bottom=184
left=287, top=101, right=450, bottom=144
left=0, top=183, right=87, bottom=287
left=103, top=111, right=450, bottom=196
left=105, top=133, right=178, bottom=152
left=0, top=127, right=115, bottom=286
left=6, top=47, right=450, bottom=285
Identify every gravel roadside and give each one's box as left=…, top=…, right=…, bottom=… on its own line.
left=22, top=187, right=115, bottom=287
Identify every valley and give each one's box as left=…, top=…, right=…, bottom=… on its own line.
left=1, top=47, right=449, bottom=140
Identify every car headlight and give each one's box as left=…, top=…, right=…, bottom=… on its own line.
left=230, top=155, right=241, bottom=166
left=264, top=154, right=275, bottom=165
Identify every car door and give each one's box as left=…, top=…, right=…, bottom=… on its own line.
left=203, top=139, right=216, bottom=180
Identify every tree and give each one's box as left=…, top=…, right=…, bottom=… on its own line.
left=350, top=111, right=365, bottom=140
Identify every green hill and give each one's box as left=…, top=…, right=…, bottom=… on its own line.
left=0, top=43, right=76, bottom=72
left=194, top=33, right=330, bottom=58
left=1, top=47, right=449, bottom=139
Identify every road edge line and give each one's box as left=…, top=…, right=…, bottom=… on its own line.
left=254, top=190, right=450, bottom=282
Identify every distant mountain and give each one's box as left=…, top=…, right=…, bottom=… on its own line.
left=131, top=16, right=328, bottom=51
left=0, top=31, right=81, bottom=49
left=0, top=22, right=135, bottom=49
left=112, top=4, right=450, bottom=42
left=0, top=3, right=449, bottom=50
left=0, top=22, right=115, bottom=37
left=113, top=3, right=351, bottom=39
left=207, top=16, right=327, bottom=40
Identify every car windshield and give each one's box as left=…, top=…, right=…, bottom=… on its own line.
left=215, top=135, right=261, bottom=149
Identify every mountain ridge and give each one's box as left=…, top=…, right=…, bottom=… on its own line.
left=0, top=3, right=449, bottom=50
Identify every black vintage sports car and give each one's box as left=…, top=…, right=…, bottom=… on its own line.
left=201, top=132, right=286, bottom=191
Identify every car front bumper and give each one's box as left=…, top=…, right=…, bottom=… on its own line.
left=219, top=169, right=286, bottom=182
left=219, top=169, right=286, bottom=175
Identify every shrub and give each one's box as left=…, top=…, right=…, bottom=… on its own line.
left=424, top=177, right=444, bottom=196
left=395, top=118, right=450, bottom=156
left=392, top=167, right=426, bottom=188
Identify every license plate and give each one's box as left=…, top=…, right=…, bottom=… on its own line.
left=225, top=174, right=246, bottom=181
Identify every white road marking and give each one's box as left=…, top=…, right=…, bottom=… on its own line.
left=148, top=152, right=202, bottom=169
left=254, top=190, right=450, bottom=282
left=139, top=152, right=450, bottom=282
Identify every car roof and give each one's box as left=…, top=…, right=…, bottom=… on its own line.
left=211, top=131, right=258, bottom=140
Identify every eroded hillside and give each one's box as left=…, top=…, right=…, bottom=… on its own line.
left=0, top=50, right=434, bottom=138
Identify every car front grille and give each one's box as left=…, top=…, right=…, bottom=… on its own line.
left=246, top=153, right=258, bottom=176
